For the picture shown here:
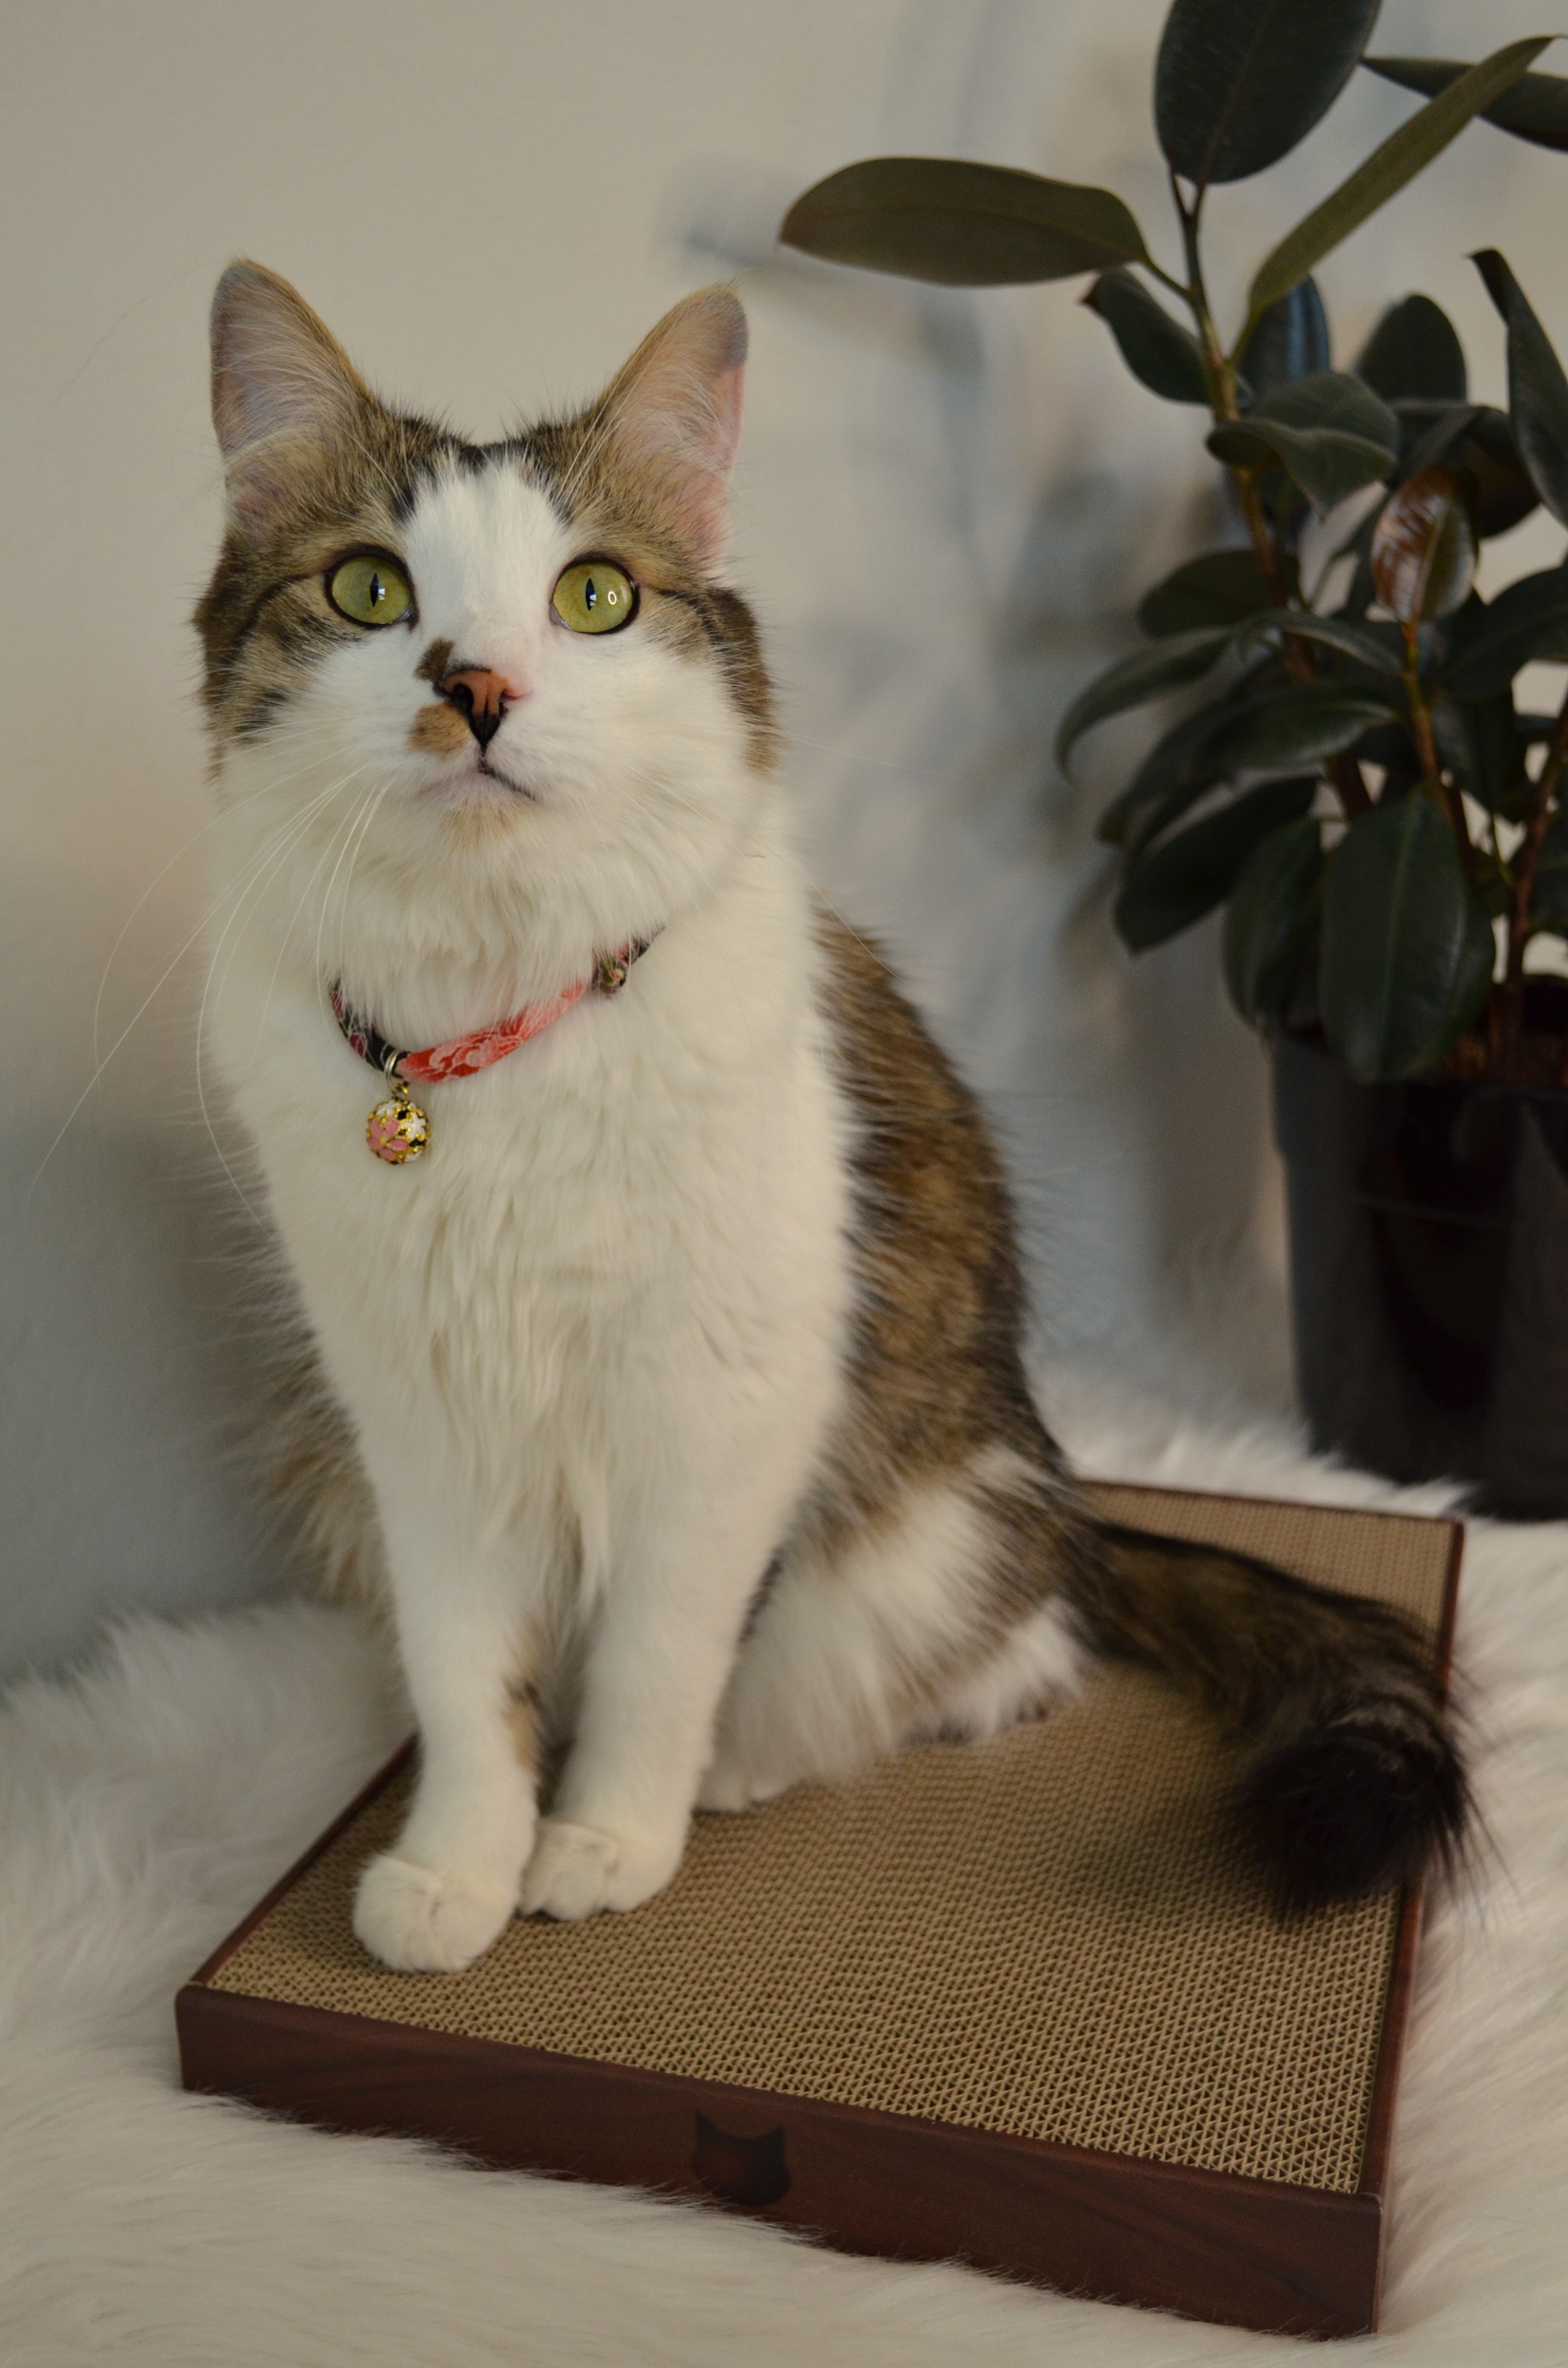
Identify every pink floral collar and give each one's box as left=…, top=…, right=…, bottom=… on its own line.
left=329, top=934, right=656, bottom=1165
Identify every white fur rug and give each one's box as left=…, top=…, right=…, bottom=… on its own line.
left=6, top=1358, right=1568, bottom=2367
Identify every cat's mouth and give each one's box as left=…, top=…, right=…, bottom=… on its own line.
left=446, top=755, right=540, bottom=805
left=479, top=756, right=537, bottom=800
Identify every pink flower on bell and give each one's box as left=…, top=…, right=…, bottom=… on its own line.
left=366, top=1092, right=430, bottom=1164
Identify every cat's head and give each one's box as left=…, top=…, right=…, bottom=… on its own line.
left=196, top=263, right=773, bottom=983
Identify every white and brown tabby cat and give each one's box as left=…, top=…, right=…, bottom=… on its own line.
left=197, top=263, right=1463, bottom=1973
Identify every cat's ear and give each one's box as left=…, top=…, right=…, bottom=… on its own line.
left=210, top=261, right=371, bottom=531
left=601, top=288, right=746, bottom=568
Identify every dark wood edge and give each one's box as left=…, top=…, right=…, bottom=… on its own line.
left=187, top=1737, right=417, bottom=1984
left=177, top=1984, right=1383, bottom=2337
left=1357, top=1889, right=1423, bottom=2208
left=1432, top=1519, right=1466, bottom=1697
left=1356, top=1517, right=1465, bottom=2217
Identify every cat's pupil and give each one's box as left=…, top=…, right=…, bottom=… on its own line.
left=368, top=572, right=384, bottom=607
left=584, top=576, right=597, bottom=611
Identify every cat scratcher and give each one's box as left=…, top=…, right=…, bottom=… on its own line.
left=177, top=1484, right=1460, bottom=2339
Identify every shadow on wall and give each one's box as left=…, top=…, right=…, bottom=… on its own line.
left=1, top=1118, right=282, bottom=1679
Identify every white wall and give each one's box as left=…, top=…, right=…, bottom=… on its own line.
left=3, top=0, right=1560, bottom=1672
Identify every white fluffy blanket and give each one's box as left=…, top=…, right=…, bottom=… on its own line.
left=5, top=1358, right=1567, bottom=2367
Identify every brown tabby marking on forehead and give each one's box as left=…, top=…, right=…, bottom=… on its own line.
left=197, top=408, right=775, bottom=761
left=408, top=701, right=470, bottom=757
left=804, top=912, right=1085, bottom=1605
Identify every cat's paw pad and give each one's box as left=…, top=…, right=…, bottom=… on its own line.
left=352, top=1851, right=514, bottom=1973
left=519, top=1818, right=679, bottom=1920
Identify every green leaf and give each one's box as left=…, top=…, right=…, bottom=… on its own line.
left=1206, top=422, right=1393, bottom=511
left=1094, top=664, right=1286, bottom=847
left=779, top=158, right=1150, bottom=286
left=1365, top=55, right=1568, bottom=153
left=1532, top=805, right=1568, bottom=932
left=1370, top=465, right=1479, bottom=624
left=1224, top=814, right=1326, bottom=1024
left=1114, top=775, right=1318, bottom=953
left=1200, top=679, right=1401, bottom=775
left=1207, top=369, right=1398, bottom=512
left=1138, top=548, right=1289, bottom=637
left=1244, top=607, right=1404, bottom=676
left=1355, top=294, right=1468, bottom=402
left=1236, top=280, right=1330, bottom=404
left=1462, top=409, right=1541, bottom=539
left=1155, top=0, right=1381, bottom=188
left=1398, top=402, right=1540, bottom=539
left=1098, top=709, right=1233, bottom=849
left=1442, top=567, right=1568, bottom=698
left=1473, top=250, right=1568, bottom=527
left=1083, top=269, right=1209, bottom=403
left=1244, top=39, right=1553, bottom=335
left=1252, top=368, right=1399, bottom=446
left=1431, top=687, right=1539, bottom=821
left=1207, top=438, right=1367, bottom=520
left=1055, top=624, right=1233, bottom=773
left=1320, top=795, right=1495, bottom=1081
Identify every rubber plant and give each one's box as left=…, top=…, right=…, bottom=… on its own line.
left=782, top=5, right=1568, bottom=1087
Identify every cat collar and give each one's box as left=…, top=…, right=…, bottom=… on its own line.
left=330, top=935, right=657, bottom=1166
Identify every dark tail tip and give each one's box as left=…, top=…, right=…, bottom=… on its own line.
left=1239, top=1716, right=1469, bottom=1916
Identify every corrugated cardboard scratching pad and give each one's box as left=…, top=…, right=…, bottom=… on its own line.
left=179, top=1482, right=1461, bottom=2339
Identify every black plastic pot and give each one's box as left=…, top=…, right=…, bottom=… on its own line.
left=1273, top=1003, right=1568, bottom=1519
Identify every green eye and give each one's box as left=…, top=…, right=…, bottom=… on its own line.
left=327, top=552, right=413, bottom=628
left=552, top=559, right=637, bottom=635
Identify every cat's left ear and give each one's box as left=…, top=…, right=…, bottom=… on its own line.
left=601, top=288, right=746, bottom=569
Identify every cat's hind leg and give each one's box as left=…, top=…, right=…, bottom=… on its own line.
left=698, top=1455, right=1084, bottom=1811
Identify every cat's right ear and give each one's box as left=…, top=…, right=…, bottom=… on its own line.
left=210, top=261, right=370, bottom=532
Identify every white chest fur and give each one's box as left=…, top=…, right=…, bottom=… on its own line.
left=210, top=800, right=852, bottom=1566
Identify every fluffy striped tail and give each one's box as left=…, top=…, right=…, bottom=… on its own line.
left=1071, top=1521, right=1467, bottom=1913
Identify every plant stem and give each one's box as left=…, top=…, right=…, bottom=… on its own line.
left=1173, top=177, right=1234, bottom=418
left=1401, top=624, right=1441, bottom=782
left=1402, top=621, right=1476, bottom=879
left=1170, top=171, right=1372, bottom=824
left=1142, top=254, right=1196, bottom=305
left=1500, top=683, right=1568, bottom=1070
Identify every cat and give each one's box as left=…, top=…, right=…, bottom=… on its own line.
left=197, top=262, right=1465, bottom=1974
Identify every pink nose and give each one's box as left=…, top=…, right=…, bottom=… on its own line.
left=439, top=667, right=524, bottom=750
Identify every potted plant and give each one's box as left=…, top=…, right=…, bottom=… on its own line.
left=782, top=4, right=1568, bottom=1515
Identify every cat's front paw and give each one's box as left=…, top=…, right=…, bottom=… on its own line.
left=352, top=1850, right=514, bottom=1973
left=519, top=1817, right=681, bottom=1920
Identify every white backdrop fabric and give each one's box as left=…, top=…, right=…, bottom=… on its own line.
left=5, top=1363, right=1567, bottom=2366
left=5, top=0, right=1567, bottom=1673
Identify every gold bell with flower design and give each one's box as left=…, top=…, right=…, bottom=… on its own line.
left=365, top=1077, right=430, bottom=1164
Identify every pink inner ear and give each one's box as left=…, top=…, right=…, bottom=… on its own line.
left=708, top=361, right=745, bottom=480
left=682, top=361, right=744, bottom=565
left=605, top=290, right=749, bottom=569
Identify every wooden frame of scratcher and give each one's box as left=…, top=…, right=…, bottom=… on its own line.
left=177, top=1483, right=1462, bottom=2339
